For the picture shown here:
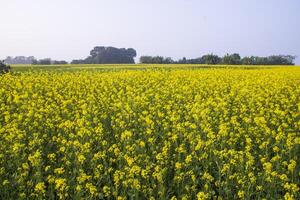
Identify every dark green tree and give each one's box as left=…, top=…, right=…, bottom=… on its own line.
left=139, top=56, right=174, bottom=64
left=37, top=58, right=52, bottom=65
left=86, top=46, right=137, bottom=64
left=139, top=56, right=153, bottom=64
left=53, top=60, right=68, bottom=65
left=222, top=53, right=241, bottom=65
left=0, top=61, right=11, bottom=74
left=201, top=54, right=222, bottom=64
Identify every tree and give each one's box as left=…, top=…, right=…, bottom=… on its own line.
left=31, top=58, right=68, bottom=65
left=178, top=57, right=187, bottom=64
left=53, top=60, right=68, bottom=65
left=241, top=56, right=254, bottom=65
left=139, top=56, right=174, bottom=64
left=241, top=55, right=295, bottom=65
left=283, top=55, right=296, bottom=65
left=71, top=59, right=86, bottom=64
left=32, top=59, right=39, bottom=65
left=127, top=48, right=137, bottom=58
left=266, top=55, right=295, bottom=65
left=4, top=56, right=36, bottom=64
left=164, top=57, right=174, bottom=64
left=0, top=61, right=11, bottom=74
left=222, top=53, right=241, bottom=65
left=152, top=56, right=164, bottom=64
left=38, top=58, right=52, bottom=65
left=85, top=46, right=137, bottom=64
left=201, top=54, right=222, bottom=64
left=139, top=56, right=153, bottom=64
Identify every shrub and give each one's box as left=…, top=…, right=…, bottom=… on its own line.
left=0, top=60, right=11, bottom=74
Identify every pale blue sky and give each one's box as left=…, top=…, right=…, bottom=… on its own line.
left=0, top=0, right=299, bottom=63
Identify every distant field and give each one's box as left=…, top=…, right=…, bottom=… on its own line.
left=10, top=64, right=296, bottom=72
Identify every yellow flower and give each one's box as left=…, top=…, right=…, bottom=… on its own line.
left=103, top=186, right=111, bottom=197
left=238, top=190, right=245, bottom=199
left=121, top=130, right=133, bottom=141
left=284, top=192, right=294, bottom=200
left=288, top=160, right=296, bottom=173
left=54, top=167, right=65, bottom=175
left=185, top=155, right=192, bottom=163
left=55, top=178, right=67, bottom=191
left=125, top=155, right=134, bottom=166
left=263, top=162, right=272, bottom=174
left=86, top=183, right=97, bottom=195
left=2, top=180, right=10, bottom=186
left=197, top=192, right=210, bottom=200
left=202, top=172, right=214, bottom=182
left=28, top=150, right=42, bottom=167
left=175, top=162, right=182, bottom=170
left=34, top=182, right=46, bottom=194
left=139, top=141, right=145, bottom=148
left=78, top=154, right=86, bottom=164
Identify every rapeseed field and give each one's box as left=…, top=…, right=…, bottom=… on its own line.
left=0, top=67, right=299, bottom=199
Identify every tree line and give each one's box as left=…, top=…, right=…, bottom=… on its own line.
left=32, top=58, right=68, bottom=65
left=140, top=54, right=296, bottom=65
left=4, top=56, right=68, bottom=65
left=3, top=48, right=296, bottom=65
left=4, top=47, right=137, bottom=65
left=4, top=56, right=36, bottom=64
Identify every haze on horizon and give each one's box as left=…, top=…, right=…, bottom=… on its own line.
left=0, top=0, right=299, bottom=64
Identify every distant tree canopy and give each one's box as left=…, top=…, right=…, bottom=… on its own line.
left=177, top=57, right=202, bottom=64
left=202, top=54, right=222, bottom=65
left=70, top=60, right=86, bottom=64
left=71, top=46, right=137, bottom=64
left=3, top=51, right=296, bottom=66
left=141, top=54, right=222, bottom=65
left=32, top=59, right=69, bottom=65
left=4, top=56, right=36, bottom=64
left=0, top=61, right=11, bottom=74
left=222, top=53, right=241, bottom=65
left=53, top=60, right=68, bottom=65
left=33, top=58, right=52, bottom=65
left=139, top=56, right=174, bottom=64
left=241, top=55, right=295, bottom=65
left=140, top=54, right=296, bottom=65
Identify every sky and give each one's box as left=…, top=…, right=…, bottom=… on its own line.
left=0, top=0, right=299, bottom=63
